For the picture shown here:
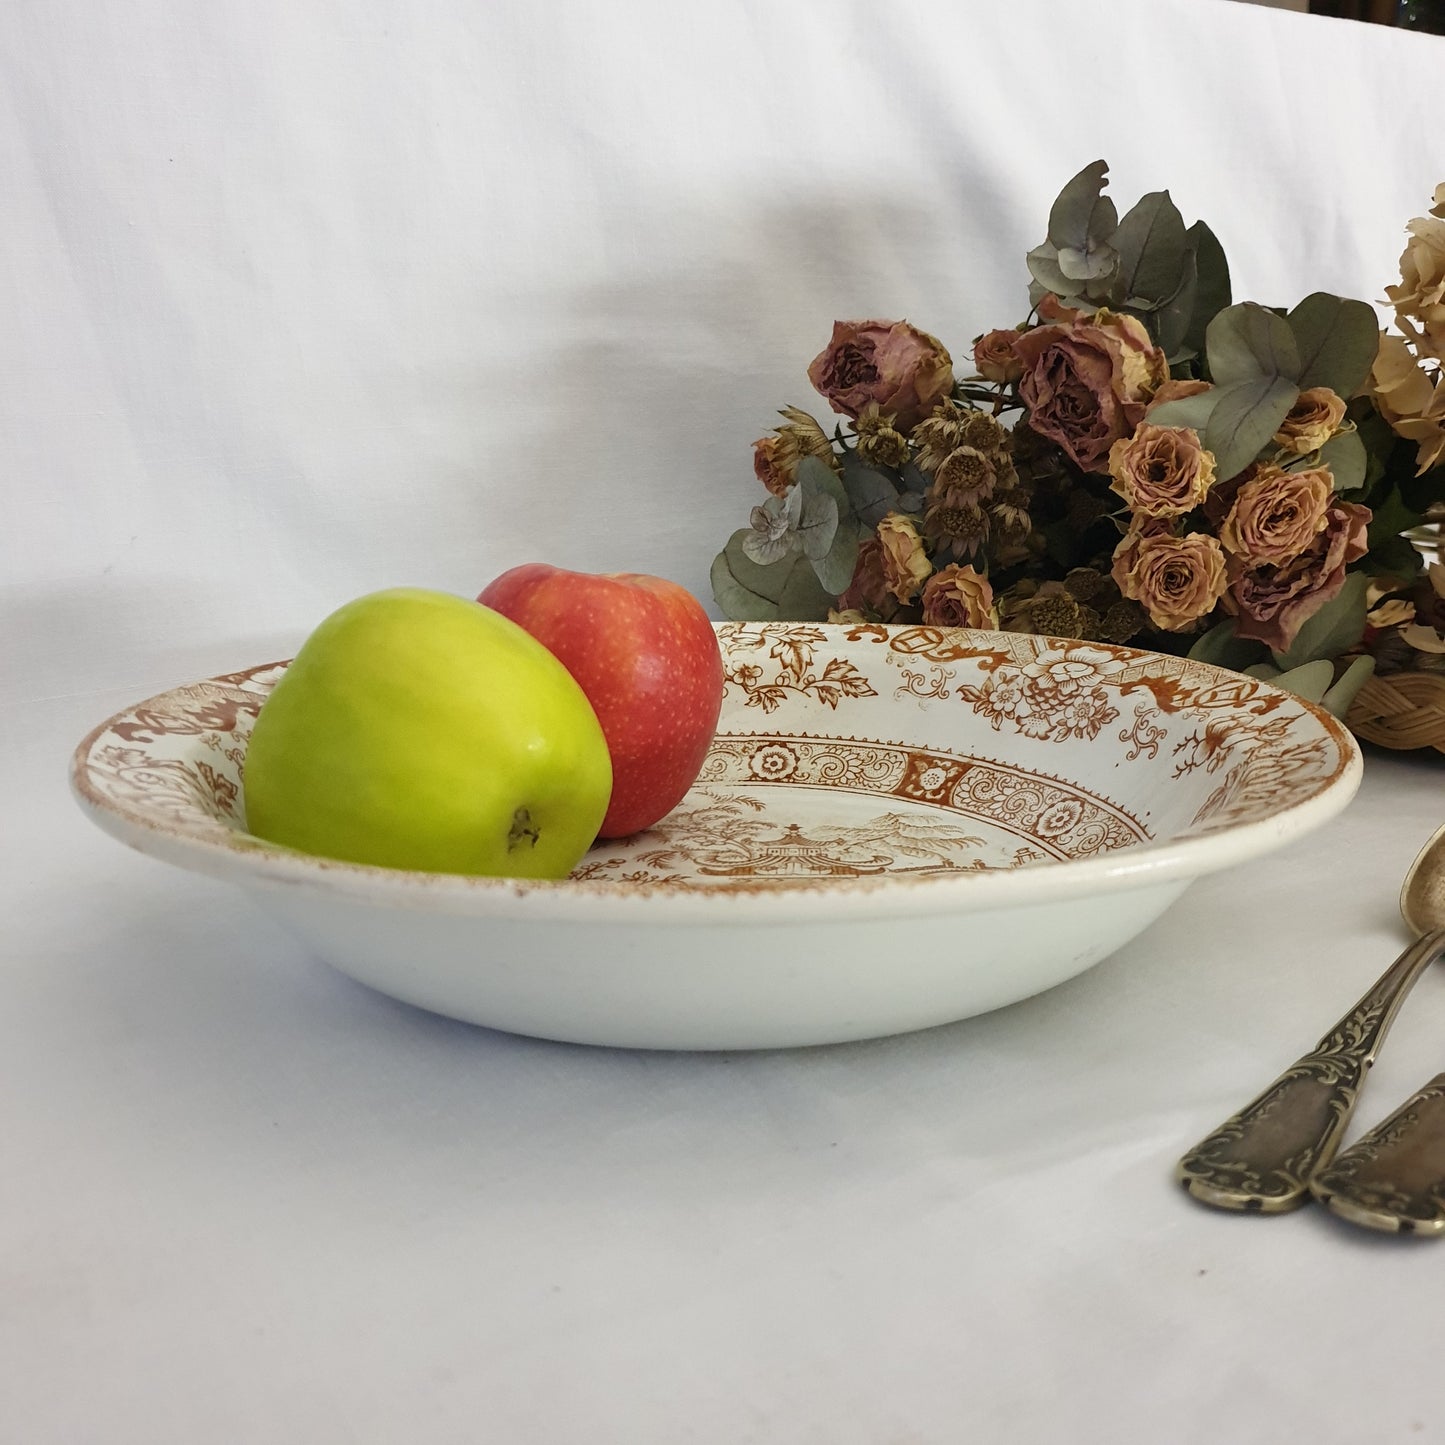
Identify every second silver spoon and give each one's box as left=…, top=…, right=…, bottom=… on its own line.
left=1177, top=823, right=1445, bottom=1216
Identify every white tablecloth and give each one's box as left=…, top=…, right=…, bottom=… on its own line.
left=6, top=2, right=1445, bottom=1440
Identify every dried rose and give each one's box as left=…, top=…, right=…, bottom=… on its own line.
left=1107, top=424, right=1216, bottom=518
left=1201, top=463, right=1258, bottom=530
left=921, top=564, right=996, bottom=629
left=1273, top=387, right=1347, bottom=456
left=751, top=407, right=837, bottom=496
left=1387, top=209, right=1445, bottom=362
left=1114, top=530, right=1228, bottom=632
left=1371, top=331, right=1445, bottom=475
left=827, top=608, right=868, bottom=625
left=837, top=538, right=892, bottom=618
left=1092, top=310, right=1170, bottom=406
left=1109, top=516, right=1175, bottom=596
left=752, top=436, right=794, bottom=497
left=875, top=513, right=932, bottom=604
left=1147, top=379, right=1213, bottom=411
left=1402, top=622, right=1445, bottom=655
left=1367, top=598, right=1416, bottom=629
left=1012, top=311, right=1167, bottom=473
left=1218, top=465, right=1333, bottom=567
left=1223, top=500, right=1371, bottom=652
left=973, top=329, right=1024, bottom=384
left=808, top=320, right=954, bottom=431
left=1037, top=294, right=1085, bottom=324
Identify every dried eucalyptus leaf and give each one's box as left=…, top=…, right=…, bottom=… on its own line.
left=898, top=462, right=932, bottom=497
left=1113, top=190, right=1188, bottom=307
left=776, top=554, right=835, bottom=620
left=1320, top=654, right=1375, bottom=720
left=711, top=530, right=832, bottom=622
left=839, top=456, right=898, bottom=527
left=1368, top=531, right=1427, bottom=583
left=1186, top=619, right=1270, bottom=671
left=783, top=482, right=804, bottom=529
left=1154, top=246, right=1198, bottom=361
left=1269, top=571, right=1370, bottom=670
left=712, top=531, right=784, bottom=621
left=812, top=518, right=865, bottom=596
left=1182, top=220, right=1231, bottom=360
left=1026, top=242, right=1072, bottom=298
left=1265, top=658, right=1337, bottom=703
left=1058, top=242, right=1118, bottom=283
left=1206, top=302, right=1301, bottom=387
left=741, top=528, right=795, bottom=566
left=1317, top=429, right=1367, bottom=492
left=1286, top=292, right=1381, bottom=398
left=796, top=489, right=840, bottom=562
left=1046, top=159, right=1115, bottom=254
left=1204, top=375, right=1300, bottom=479
left=798, top=454, right=856, bottom=520
left=1367, top=484, right=1423, bottom=547
left=1146, top=388, right=1221, bottom=434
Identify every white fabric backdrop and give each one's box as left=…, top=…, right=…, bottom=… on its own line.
left=5, top=0, right=1441, bottom=702
left=6, top=2, right=1445, bottom=1442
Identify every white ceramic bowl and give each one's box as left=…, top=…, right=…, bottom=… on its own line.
left=72, top=622, right=1361, bottom=1049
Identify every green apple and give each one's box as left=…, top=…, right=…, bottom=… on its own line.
left=243, top=588, right=612, bottom=878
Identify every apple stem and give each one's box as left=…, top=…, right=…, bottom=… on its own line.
left=508, top=808, right=540, bottom=851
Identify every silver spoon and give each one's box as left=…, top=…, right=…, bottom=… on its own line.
left=1177, top=822, right=1445, bottom=1224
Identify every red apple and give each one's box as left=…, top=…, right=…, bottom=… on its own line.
left=477, top=565, right=724, bottom=838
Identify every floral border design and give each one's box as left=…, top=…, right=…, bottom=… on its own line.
left=699, top=735, right=1145, bottom=862
left=71, top=625, right=1352, bottom=893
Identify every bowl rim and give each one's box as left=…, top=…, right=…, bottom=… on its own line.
left=70, top=628, right=1364, bottom=924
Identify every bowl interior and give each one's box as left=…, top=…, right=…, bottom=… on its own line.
left=73, top=622, right=1356, bottom=892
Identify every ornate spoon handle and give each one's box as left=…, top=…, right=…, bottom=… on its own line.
left=1309, top=1075, right=1445, bottom=1235
left=1177, top=929, right=1445, bottom=1213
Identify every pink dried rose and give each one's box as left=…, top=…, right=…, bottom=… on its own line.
left=1036, top=294, right=1085, bottom=324
left=875, top=512, right=933, bottom=604
left=1218, top=465, right=1333, bottom=567
left=1012, top=310, right=1167, bottom=473
left=1223, top=500, right=1372, bottom=651
left=1109, top=516, right=1175, bottom=596
left=1107, top=424, right=1216, bottom=518
left=1092, top=310, right=1170, bottom=405
left=837, top=537, right=893, bottom=618
left=751, top=407, right=838, bottom=496
left=1201, top=462, right=1259, bottom=529
left=808, top=320, right=954, bottom=431
left=1273, top=387, right=1347, bottom=455
left=973, top=329, right=1024, bottom=384
left=1113, top=529, right=1228, bottom=632
left=921, top=564, right=996, bottom=629
left=1147, top=378, right=1213, bottom=411
left=752, top=435, right=793, bottom=497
